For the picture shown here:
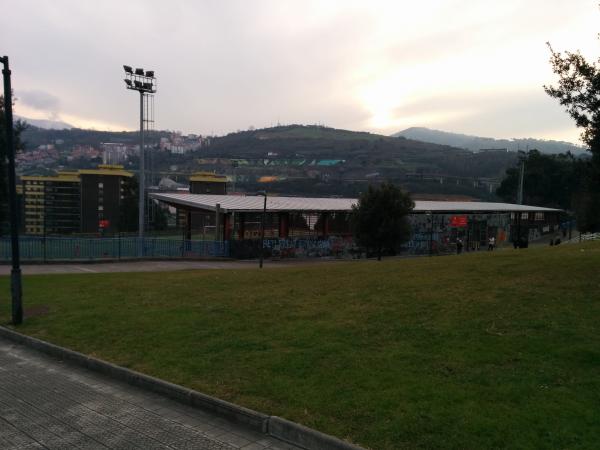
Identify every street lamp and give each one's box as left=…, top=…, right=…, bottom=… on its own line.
left=231, top=160, right=239, bottom=193
left=1, top=55, right=23, bottom=324
left=123, top=65, right=156, bottom=256
left=257, top=191, right=267, bottom=268
left=425, top=211, right=433, bottom=257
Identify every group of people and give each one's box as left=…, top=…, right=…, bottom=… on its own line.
left=455, top=236, right=496, bottom=254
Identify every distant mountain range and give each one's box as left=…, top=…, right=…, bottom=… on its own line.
left=16, top=115, right=73, bottom=130
left=393, top=127, right=587, bottom=155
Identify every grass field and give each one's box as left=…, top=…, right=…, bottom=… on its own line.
left=1, top=243, right=600, bottom=449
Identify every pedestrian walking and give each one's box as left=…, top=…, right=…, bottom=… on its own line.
left=488, top=236, right=495, bottom=251
left=456, top=238, right=463, bottom=255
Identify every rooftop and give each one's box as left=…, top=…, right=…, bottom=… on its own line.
left=150, top=193, right=561, bottom=214
left=189, top=172, right=227, bottom=183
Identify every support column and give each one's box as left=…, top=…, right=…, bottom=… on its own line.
left=185, top=210, right=192, bottom=240
left=238, top=212, right=246, bottom=240
left=223, top=213, right=231, bottom=240
left=322, top=213, right=330, bottom=236
left=215, top=204, right=221, bottom=241
left=279, top=212, right=289, bottom=238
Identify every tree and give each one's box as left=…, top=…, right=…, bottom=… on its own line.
left=0, top=94, right=26, bottom=231
left=351, top=182, right=414, bottom=260
left=544, top=33, right=600, bottom=231
left=150, top=202, right=169, bottom=231
left=496, top=150, right=580, bottom=210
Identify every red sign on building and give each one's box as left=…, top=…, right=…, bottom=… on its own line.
left=450, top=215, right=468, bottom=227
left=99, top=219, right=110, bottom=229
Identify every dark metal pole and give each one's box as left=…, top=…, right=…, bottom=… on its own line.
left=43, top=188, right=46, bottom=263
left=2, top=56, right=23, bottom=325
left=138, top=91, right=145, bottom=257
left=428, top=214, right=434, bottom=257
left=259, top=194, right=266, bottom=269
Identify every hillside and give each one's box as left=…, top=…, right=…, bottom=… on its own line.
left=18, top=124, right=520, bottom=200
left=16, top=115, right=74, bottom=130
left=394, top=127, right=587, bottom=155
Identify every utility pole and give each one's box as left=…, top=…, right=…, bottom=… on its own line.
left=1, top=55, right=23, bottom=325
left=517, top=159, right=525, bottom=205
left=258, top=191, right=267, bottom=268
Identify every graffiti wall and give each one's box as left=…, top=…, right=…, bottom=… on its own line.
left=404, top=213, right=512, bottom=255
left=229, top=236, right=358, bottom=259
left=230, top=213, right=514, bottom=259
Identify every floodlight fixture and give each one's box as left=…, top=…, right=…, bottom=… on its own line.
left=122, top=63, right=157, bottom=256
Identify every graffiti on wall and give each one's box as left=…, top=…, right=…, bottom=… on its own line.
left=230, top=236, right=358, bottom=259
left=404, top=213, right=512, bottom=255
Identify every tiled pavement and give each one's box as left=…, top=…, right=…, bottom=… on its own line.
left=0, top=339, right=302, bottom=450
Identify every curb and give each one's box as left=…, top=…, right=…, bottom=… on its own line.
left=0, top=256, right=235, bottom=266
left=0, top=326, right=365, bottom=450
left=269, top=416, right=365, bottom=450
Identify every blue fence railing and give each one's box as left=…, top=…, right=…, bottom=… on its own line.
left=0, top=237, right=229, bottom=261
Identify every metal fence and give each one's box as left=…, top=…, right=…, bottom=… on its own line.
left=566, top=232, right=600, bottom=243
left=0, top=236, right=229, bottom=261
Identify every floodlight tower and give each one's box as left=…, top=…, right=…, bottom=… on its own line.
left=123, top=65, right=156, bottom=255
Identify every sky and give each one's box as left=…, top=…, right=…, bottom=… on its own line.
left=1, top=0, right=599, bottom=143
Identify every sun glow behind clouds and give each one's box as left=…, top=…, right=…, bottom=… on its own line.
left=347, top=0, right=599, bottom=139
left=15, top=103, right=130, bottom=132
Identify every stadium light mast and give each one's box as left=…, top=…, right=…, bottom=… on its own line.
left=123, top=65, right=156, bottom=256
left=1, top=55, right=23, bottom=324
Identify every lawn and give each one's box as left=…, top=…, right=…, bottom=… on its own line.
left=1, top=243, right=600, bottom=449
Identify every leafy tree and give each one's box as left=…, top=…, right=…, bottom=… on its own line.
left=496, top=150, right=580, bottom=210
left=351, top=182, right=414, bottom=260
left=0, top=94, right=26, bottom=231
left=544, top=34, right=600, bottom=231
left=150, top=202, right=169, bottom=231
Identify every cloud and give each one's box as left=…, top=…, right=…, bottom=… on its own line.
left=0, top=0, right=596, bottom=141
left=388, top=88, right=581, bottom=142
left=17, top=89, right=61, bottom=120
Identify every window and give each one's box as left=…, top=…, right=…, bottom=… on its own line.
left=520, top=212, right=529, bottom=220
left=535, top=212, right=544, bottom=221
left=98, top=182, right=104, bottom=188
left=98, top=205, right=104, bottom=211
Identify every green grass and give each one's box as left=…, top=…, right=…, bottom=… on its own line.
left=2, top=243, right=600, bottom=449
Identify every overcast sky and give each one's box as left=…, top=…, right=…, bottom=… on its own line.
left=2, top=0, right=598, bottom=142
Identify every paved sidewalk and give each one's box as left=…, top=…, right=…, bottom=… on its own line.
left=0, top=259, right=343, bottom=275
left=0, top=338, right=301, bottom=450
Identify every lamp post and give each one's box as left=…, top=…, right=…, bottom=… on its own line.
left=1, top=55, right=23, bottom=325
left=426, top=211, right=433, bottom=257
left=257, top=191, right=267, bottom=268
left=231, top=160, right=238, bottom=193
left=123, top=65, right=156, bottom=256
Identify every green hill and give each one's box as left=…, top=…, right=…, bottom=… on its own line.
left=19, top=124, right=520, bottom=200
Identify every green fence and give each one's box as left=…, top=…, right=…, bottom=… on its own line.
left=0, top=237, right=229, bottom=261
